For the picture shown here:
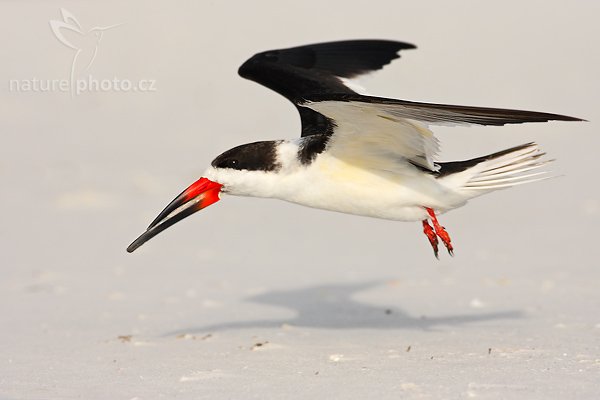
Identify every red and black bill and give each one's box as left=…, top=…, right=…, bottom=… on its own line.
left=126, top=177, right=222, bottom=253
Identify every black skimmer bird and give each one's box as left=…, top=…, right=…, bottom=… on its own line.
left=127, top=40, right=582, bottom=257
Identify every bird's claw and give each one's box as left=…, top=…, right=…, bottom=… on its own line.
left=422, top=208, right=454, bottom=258
left=436, top=225, right=454, bottom=256
left=422, top=220, right=439, bottom=259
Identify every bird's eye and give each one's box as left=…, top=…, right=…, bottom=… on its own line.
left=220, top=159, right=239, bottom=169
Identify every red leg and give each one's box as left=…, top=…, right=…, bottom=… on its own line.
left=422, top=219, right=439, bottom=259
left=425, top=207, right=454, bottom=256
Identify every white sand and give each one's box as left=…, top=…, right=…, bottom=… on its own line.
left=1, top=1, right=599, bottom=399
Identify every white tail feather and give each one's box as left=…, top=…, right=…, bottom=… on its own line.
left=462, top=175, right=554, bottom=190
left=475, top=155, right=548, bottom=177
left=466, top=171, right=550, bottom=186
left=439, top=143, right=554, bottom=198
left=471, top=160, right=551, bottom=180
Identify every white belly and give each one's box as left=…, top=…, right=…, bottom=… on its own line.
left=272, top=155, right=465, bottom=221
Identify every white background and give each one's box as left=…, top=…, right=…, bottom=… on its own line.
left=1, top=1, right=599, bottom=399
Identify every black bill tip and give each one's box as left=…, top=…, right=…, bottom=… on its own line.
left=126, top=201, right=202, bottom=253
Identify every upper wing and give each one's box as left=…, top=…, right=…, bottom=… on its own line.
left=306, top=94, right=584, bottom=126
left=238, top=40, right=416, bottom=136
left=305, top=96, right=582, bottom=172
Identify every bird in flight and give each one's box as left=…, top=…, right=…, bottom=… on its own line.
left=127, top=40, right=582, bottom=257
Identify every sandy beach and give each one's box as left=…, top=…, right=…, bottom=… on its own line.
left=1, top=1, right=599, bottom=399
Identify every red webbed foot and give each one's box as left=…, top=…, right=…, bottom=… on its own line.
left=422, top=219, right=439, bottom=259
left=422, top=207, right=454, bottom=258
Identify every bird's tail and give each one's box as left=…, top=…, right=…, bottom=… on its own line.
left=436, top=142, right=553, bottom=199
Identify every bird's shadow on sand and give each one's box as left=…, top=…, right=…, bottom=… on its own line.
left=165, top=281, right=522, bottom=336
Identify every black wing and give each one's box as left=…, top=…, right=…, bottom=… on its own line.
left=305, top=93, right=584, bottom=126
left=238, top=40, right=416, bottom=136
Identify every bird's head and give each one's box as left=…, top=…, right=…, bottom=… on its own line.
left=127, top=141, right=284, bottom=253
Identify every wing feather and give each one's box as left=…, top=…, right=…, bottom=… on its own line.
left=238, top=40, right=582, bottom=143
left=306, top=94, right=583, bottom=126
left=238, top=40, right=415, bottom=136
left=306, top=100, right=440, bottom=171
left=303, top=95, right=581, bottom=173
